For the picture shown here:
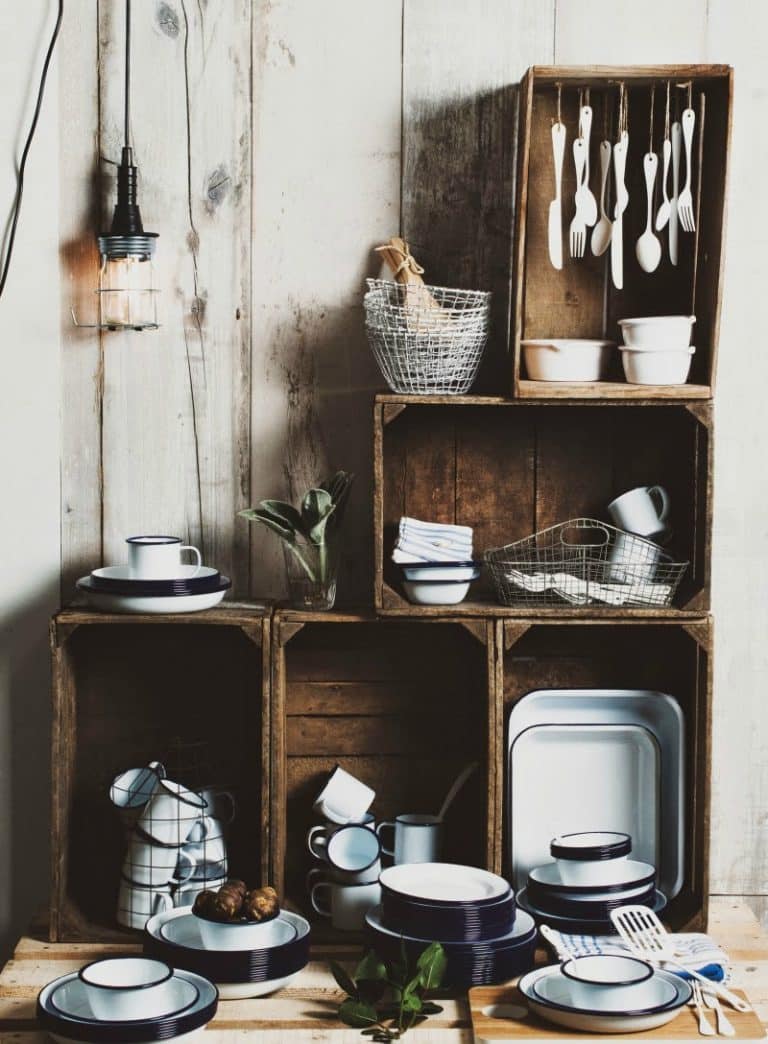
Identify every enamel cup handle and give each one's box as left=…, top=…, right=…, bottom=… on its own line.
left=181, top=545, right=202, bottom=576
left=647, top=485, right=670, bottom=524
left=376, top=822, right=395, bottom=858
left=307, top=826, right=329, bottom=861
left=310, top=882, right=332, bottom=918
left=172, top=850, right=197, bottom=885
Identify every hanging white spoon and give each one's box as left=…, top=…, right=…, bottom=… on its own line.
left=636, top=153, right=661, bottom=272
left=591, top=140, right=612, bottom=256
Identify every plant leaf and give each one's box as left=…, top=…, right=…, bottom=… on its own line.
left=258, top=499, right=304, bottom=532
left=419, top=1002, right=443, bottom=1015
left=238, top=509, right=296, bottom=544
left=329, top=960, right=358, bottom=999
left=401, top=990, right=423, bottom=1014
left=338, top=998, right=379, bottom=1028
left=416, top=943, right=447, bottom=990
left=355, top=951, right=388, bottom=982
left=301, top=487, right=333, bottom=526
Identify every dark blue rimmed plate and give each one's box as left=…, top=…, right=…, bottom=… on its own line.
left=144, top=907, right=309, bottom=984
left=37, top=968, right=217, bottom=1043
left=526, top=881, right=656, bottom=919
left=517, top=886, right=667, bottom=933
left=381, top=889, right=516, bottom=942
left=87, top=566, right=226, bottom=596
left=380, top=863, right=512, bottom=908
left=528, top=860, right=656, bottom=895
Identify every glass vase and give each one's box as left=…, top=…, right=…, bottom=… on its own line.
left=282, top=539, right=338, bottom=611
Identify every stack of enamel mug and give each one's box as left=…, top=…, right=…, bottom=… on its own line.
left=365, top=863, right=537, bottom=989
left=516, top=831, right=665, bottom=933
left=37, top=956, right=219, bottom=1043
left=305, top=766, right=382, bottom=931
left=618, top=315, right=696, bottom=385
left=110, top=762, right=232, bottom=929
left=392, top=516, right=480, bottom=606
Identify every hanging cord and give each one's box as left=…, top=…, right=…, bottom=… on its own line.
left=664, top=80, right=671, bottom=139
left=0, top=0, right=64, bottom=301
left=124, top=0, right=131, bottom=149
left=648, top=84, right=655, bottom=152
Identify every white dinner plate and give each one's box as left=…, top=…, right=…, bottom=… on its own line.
left=528, top=859, right=656, bottom=895
left=91, top=565, right=219, bottom=583
left=518, top=964, right=691, bottom=1033
left=517, top=886, right=666, bottom=930
left=507, top=688, right=684, bottom=900
left=77, top=577, right=227, bottom=614
left=50, top=974, right=199, bottom=1022
left=366, top=905, right=535, bottom=948
left=380, top=863, right=511, bottom=904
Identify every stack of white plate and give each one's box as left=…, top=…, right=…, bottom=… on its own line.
left=366, top=864, right=536, bottom=989
left=77, top=565, right=230, bottom=614
left=144, top=906, right=310, bottom=999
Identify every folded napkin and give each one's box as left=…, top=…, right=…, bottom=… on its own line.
left=543, top=927, right=729, bottom=983
left=393, top=517, right=474, bottom=565
left=503, top=569, right=672, bottom=608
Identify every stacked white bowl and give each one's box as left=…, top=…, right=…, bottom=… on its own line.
left=618, top=316, right=696, bottom=385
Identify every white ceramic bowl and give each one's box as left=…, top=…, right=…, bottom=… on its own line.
left=403, top=579, right=472, bottom=605
left=560, top=955, right=654, bottom=1009
left=551, top=832, right=632, bottom=886
left=401, top=564, right=479, bottom=582
left=618, top=315, right=695, bottom=349
left=521, top=339, right=615, bottom=382
left=78, top=957, right=175, bottom=1021
left=621, top=345, right=695, bottom=385
left=193, top=911, right=294, bottom=951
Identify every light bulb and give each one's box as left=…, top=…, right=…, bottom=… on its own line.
left=99, top=254, right=157, bottom=329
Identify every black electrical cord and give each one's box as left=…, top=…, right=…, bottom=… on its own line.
left=124, top=0, right=131, bottom=149
left=0, top=0, right=64, bottom=300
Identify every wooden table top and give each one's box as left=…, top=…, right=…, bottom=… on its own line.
left=2, top=898, right=767, bottom=1042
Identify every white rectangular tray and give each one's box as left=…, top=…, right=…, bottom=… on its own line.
left=506, top=689, right=684, bottom=898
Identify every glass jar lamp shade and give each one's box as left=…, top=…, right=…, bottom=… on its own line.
left=97, top=233, right=158, bottom=330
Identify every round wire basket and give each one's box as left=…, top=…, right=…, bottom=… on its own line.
left=484, top=518, right=688, bottom=609
left=364, top=278, right=491, bottom=395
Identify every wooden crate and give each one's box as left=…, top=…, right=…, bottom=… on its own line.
left=497, top=616, right=712, bottom=931
left=374, top=395, right=711, bottom=616
left=269, top=610, right=500, bottom=941
left=49, top=607, right=271, bottom=942
left=512, top=65, right=732, bottom=399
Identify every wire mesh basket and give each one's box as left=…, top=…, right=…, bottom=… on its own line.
left=484, top=518, right=688, bottom=609
left=364, top=278, right=491, bottom=394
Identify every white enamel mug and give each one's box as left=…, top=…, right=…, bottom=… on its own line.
left=182, top=816, right=228, bottom=880
left=376, top=814, right=441, bottom=864
left=313, top=766, right=375, bottom=826
left=122, top=833, right=197, bottom=888
left=136, top=779, right=208, bottom=846
left=197, top=784, right=236, bottom=825
left=607, top=531, right=664, bottom=583
left=116, top=879, right=174, bottom=930
left=174, top=876, right=227, bottom=907
left=307, top=812, right=375, bottom=862
left=109, top=762, right=165, bottom=809
left=310, top=880, right=381, bottom=931
left=126, top=536, right=202, bottom=579
left=607, top=486, right=670, bottom=539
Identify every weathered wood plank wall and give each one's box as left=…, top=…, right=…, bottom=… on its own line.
left=59, top=1, right=767, bottom=916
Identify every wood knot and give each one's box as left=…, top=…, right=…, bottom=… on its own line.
left=205, top=166, right=231, bottom=214
left=156, top=1, right=180, bottom=37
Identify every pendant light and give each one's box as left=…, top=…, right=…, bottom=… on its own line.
left=77, top=0, right=159, bottom=331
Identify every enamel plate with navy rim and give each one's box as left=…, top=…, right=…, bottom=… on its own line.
left=37, top=967, right=217, bottom=1043
left=88, top=565, right=224, bottom=596
left=379, top=863, right=511, bottom=905
left=527, top=859, right=655, bottom=894
left=516, top=886, right=666, bottom=932
left=76, top=575, right=230, bottom=614
left=380, top=888, right=516, bottom=942
left=143, top=907, right=310, bottom=998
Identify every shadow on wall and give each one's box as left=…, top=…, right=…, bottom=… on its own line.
left=0, top=581, right=56, bottom=960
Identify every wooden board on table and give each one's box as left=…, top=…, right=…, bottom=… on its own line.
left=469, top=984, right=765, bottom=1042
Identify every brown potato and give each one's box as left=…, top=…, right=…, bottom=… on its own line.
left=243, top=886, right=280, bottom=922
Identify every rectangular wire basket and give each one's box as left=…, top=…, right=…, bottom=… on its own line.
left=364, top=278, right=490, bottom=395
left=483, top=518, right=688, bottom=608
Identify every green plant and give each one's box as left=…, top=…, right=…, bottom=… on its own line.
left=238, top=470, right=354, bottom=584
left=329, top=943, right=446, bottom=1040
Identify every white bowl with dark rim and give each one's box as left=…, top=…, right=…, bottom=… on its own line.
left=550, top=832, right=632, bottom=886
left=193, top=909, right=292, bottom=952
left=560, top=954, right=654, bottom=1010
left=78, top=957, right=176, bottom=1021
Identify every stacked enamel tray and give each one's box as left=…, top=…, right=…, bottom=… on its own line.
left=143, top=906, right=310, bottom=1000
left=365, top=864, right=536, bottom=989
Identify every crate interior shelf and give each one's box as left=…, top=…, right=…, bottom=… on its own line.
left=499, top=617, right=711, bottom=931
left=375, top=396, right=711, bottom=615
left=512, top=64, right=732, bottom=399
left=269, top=612, right=498, bottom=942
left=50, top=608, right=270, bottom=942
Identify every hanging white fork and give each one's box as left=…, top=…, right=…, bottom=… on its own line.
left=678, top=107, right=697, bottom=232
left=569, top=138, right=588, bottom=258
left=610, top=906, right=751, bottom=1013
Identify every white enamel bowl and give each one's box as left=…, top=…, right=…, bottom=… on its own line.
left=618, top=315, right=695, bottom=348
left=402, top=579, right=472, bottom=605
left=78, top=958, right=175, bottom=1021
left=193, top=911, right=295, bottom=952
left=621, top=345, right=695, bottom=385
left=560, top=954, right=654, bottom=1009
left=521, top=339, right=615, bottom=382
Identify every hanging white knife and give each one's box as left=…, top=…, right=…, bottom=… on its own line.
left=669, top=121, right=681, bottom=265
left=548, top=121, right=566, bottom=270
left=611, top=135, right=628, bottom=290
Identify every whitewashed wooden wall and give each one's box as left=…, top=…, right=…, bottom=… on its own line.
left=59, top=1, right=768, bottom=916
